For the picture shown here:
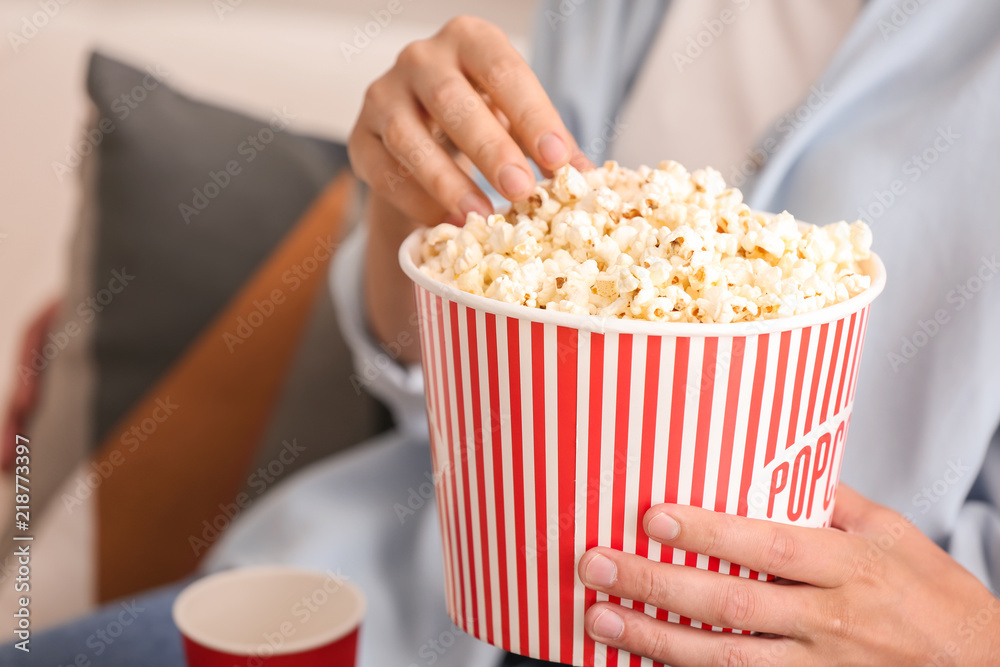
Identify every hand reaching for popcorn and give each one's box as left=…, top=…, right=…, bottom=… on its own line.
left=347, top=15, right=592, bottom=361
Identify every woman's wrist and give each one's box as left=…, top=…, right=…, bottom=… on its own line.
left=362, top=195, right=423, bottom=364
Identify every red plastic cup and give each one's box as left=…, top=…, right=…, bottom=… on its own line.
left=172, top=566, right=365, bottom=666
left=400, top=229, right=886, bottom=666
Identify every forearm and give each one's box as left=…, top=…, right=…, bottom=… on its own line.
left=363, top=195, right=424, bottom=364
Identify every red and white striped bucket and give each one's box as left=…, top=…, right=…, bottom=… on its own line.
left=400, top=231, right=885, bottom=667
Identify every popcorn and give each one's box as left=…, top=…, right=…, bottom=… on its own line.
left=551, top=165, right=589, bottom=203
left=419, top=161, right=874, bottom=323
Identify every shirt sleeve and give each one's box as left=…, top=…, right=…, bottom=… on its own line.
left=529, top=0, right=668, bottom=162
left=330, top=224, right=429, bottom=441
left=948, top=428, right=1000, bottom=595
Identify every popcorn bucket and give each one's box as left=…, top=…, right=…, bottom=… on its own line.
left=400, top=231, right=885, bottom=667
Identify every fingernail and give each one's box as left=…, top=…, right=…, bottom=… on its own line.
left=498, top=164, right=532, bottom=199
left=647, top=512, right=680, bottom=541
left=537, top=132, right=568, bottom=165
left=591, top=609, right=624, bottom=640
left=572, top=151, right=596, bottom=171
left=582, top=553, right=617, bottom=587
left=441, top=214, right=463, bottom=226
left=458, top=192, right=492, bottom=218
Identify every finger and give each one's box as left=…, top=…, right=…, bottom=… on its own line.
left=357, top=70, right=491, bottom=218
left=412, top=66, right=536, bottom=201
left=377, top=100, right=493, bottom=219
left=578, top=548, right=812, bottom=636
left=496, top=108, right=591, bottom=178
left=584, top=602, right=806, bottom=667
left=569, top=150, right=597, bottom=172
left=484, top=97, right=590, bottom=174
left=347, top=129, right=452, bottom=226
left=484, top=101, right=550, bottom=176
left=643, top=505, right=860, bottom=588
left=448, top=18, right=593, bottom=173
left=831, top=484, right=884, bottom=534
left=398, top=43, right=536, bottom=202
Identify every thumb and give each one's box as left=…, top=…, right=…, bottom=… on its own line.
left=831, top=483, right=883, bottom=533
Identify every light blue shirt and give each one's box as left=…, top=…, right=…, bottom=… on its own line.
left=207, top=2, right=1000, bottom=665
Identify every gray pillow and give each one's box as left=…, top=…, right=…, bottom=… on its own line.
left=24, top=51, right=390, bottom=599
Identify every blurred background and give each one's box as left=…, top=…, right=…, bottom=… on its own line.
left=0, top=0, right=535, bottom=632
